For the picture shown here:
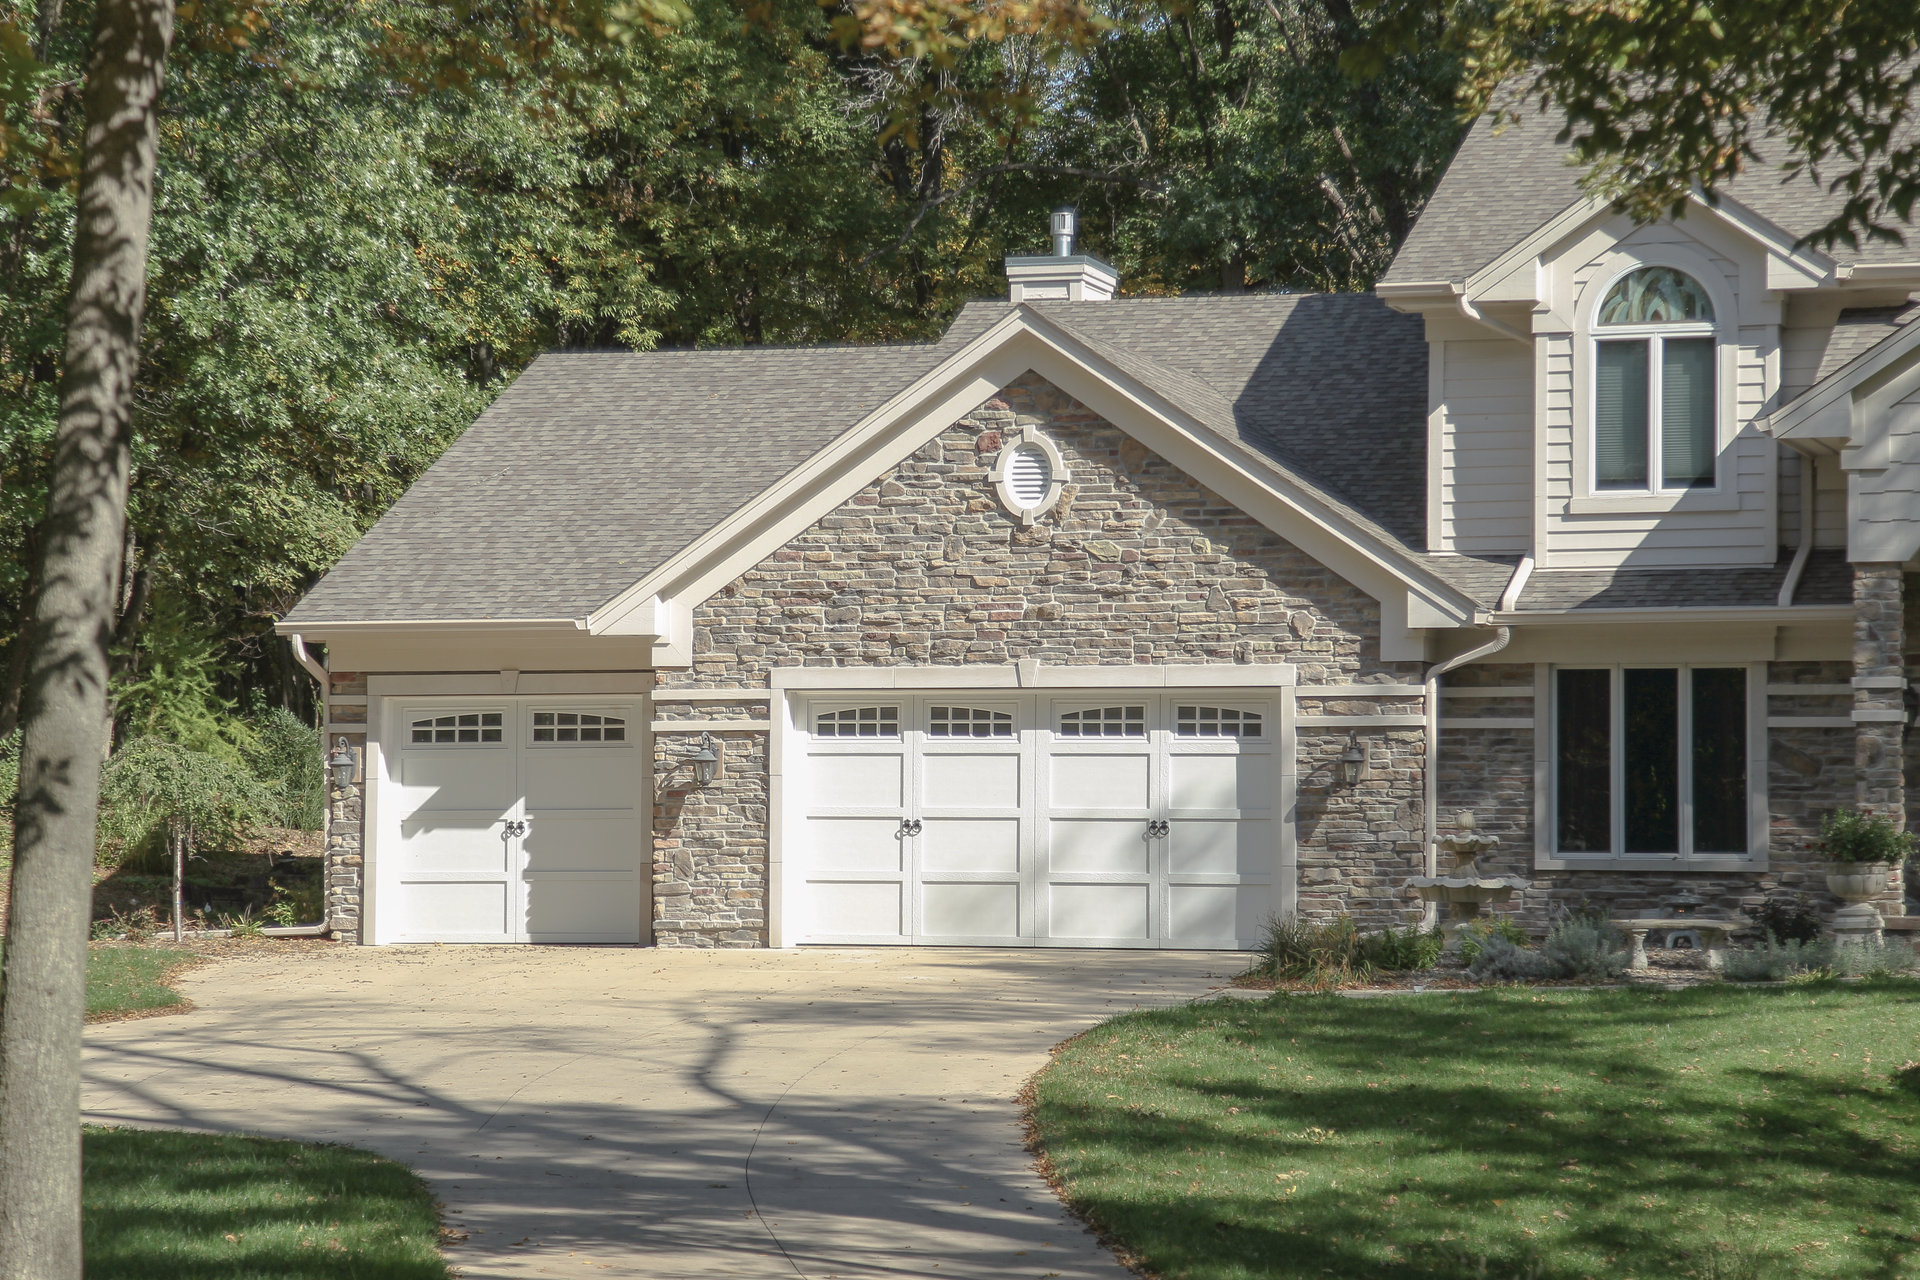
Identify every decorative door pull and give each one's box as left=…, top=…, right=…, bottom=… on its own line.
left=1146, top=819, right=1170, bottom=838
left=897, top=819, right=923, bottom=838
left=502, top=820, right=527, bottom=839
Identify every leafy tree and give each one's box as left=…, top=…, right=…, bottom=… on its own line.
left=99, top=736, right=276, bottom=942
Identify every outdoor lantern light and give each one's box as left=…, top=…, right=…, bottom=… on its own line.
left=329, top=736, right=355, bottom=788
left=689, top=733, right=720, bottom=787
left=1338, top=737, right=1365, bottom=786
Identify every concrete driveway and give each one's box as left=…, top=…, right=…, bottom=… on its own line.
left=83, top=945, right=1241, bottom=1278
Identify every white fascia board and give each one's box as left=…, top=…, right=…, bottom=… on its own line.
left=270, top=617, right=588, bottom=637
left=1463, top=196, right=1607, bottom=304
left=1766, top=315, right=1920, bottom=439
left=591, top=309, right=1477, bottom=641
left=1490, top=605, right=1850, bottom=627
left=1463, top=190, right=1834, bottom=309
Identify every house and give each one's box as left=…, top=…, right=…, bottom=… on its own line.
left=279, top=120, right=1920, bottom=949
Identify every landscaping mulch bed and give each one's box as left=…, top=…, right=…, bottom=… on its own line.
left=1229, top=948, right=1727, bottom=995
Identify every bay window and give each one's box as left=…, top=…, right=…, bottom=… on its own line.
left=1553, top=665, right=1752, bottom=860
left=1592, top=266, right=1718, bottom=491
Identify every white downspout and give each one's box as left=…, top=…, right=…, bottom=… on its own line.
left=1421, top=622, right=1514, bottom=927
left=1777, top=453, right=1816, bottom=607
left=289, top=633, right=328, bottom=690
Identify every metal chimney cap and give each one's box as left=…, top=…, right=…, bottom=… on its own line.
left=1049, top=206, right=1077, bottom=257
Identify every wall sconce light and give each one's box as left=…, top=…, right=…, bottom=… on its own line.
left=1338, top=736, right=1365, bottom=786
left=329, top=736, right=356, bottom=788
left=688, top=733, right=721, bottom=788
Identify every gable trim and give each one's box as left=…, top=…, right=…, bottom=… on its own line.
left=587, top=307, right=1478, bottom=661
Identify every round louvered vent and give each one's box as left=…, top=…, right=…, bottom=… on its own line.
left=1006, top=445, right=1052, bottom=506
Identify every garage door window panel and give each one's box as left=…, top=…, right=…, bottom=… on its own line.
left=1057, top=705, right=1145, bottom=737
left=531, top=711, right=627, bottom=743
left=410, top=712, right=504, bottom=744
left=814, top=706, right=900, bottom=738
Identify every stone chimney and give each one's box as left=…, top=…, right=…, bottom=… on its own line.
left=1005, top=206, right=1119, bottom=302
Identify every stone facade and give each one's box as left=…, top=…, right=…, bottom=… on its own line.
left=319, top=393, right=1915, bottom=949
left=324, top=670, right=368, bottom=942
left=651, top=373, right=1424, bottom=944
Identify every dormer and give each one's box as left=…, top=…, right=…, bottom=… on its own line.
left=1378, top=110, right=1920, bottom=574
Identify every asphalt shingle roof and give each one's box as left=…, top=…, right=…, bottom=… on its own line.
left=290, top=292, right=1528, bottom=626
left=1515, top=550, right=1850, bottom=611
left=1382, top=107, right=1920, bottom=289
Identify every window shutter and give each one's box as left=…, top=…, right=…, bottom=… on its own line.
left=1660, top=337, right=1715, bottom=488
left=1594, top=340, right=1649, bottom=489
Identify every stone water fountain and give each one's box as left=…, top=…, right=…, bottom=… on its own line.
left=1408, top=811, right=1527, bottom=953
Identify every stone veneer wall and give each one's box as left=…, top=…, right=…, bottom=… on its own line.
left=1433, top=659, right=1881, bottom=934
left=324, top=670, right=368, bottom=942
left=650, top=373, right=1424, bottom=945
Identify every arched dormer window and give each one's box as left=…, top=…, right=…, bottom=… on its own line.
left=1593, top=267, right=1717, bottom=491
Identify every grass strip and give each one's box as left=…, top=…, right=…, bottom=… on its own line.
left=1030, top=982, right=1920, bottom=1280
left=86, top=946, right=205, bottom=1021
left=84, top=1127, right=451, bottom=1279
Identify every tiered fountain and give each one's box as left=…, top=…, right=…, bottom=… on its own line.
left=1408, top=811, right=1527, bottom=953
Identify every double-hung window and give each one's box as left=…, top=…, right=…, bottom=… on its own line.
left=1553, top=665, right=1753, bottom=861
left=1592, top=266, right=1718, bottom=491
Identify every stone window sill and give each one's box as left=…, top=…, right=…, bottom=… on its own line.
left=1533, top=853, right=1768, bottom=873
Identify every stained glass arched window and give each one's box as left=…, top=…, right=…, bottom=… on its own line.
left=1597, top=267, right=1715, bottom=326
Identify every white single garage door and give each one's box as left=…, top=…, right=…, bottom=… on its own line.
left=795, top=694, right=1275, bottom=948
left=378, top=699, right=647, bottom=944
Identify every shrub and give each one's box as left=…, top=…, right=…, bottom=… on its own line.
left=1830, top=938, right=1918, bottom=978
left=1817, top=808, right=1916, bottom=864
left=1895, top=1061, right=1920, bottom=1097
left=1455, top=917, right=1531, bottom=967
left=1369, top=923, right=1445, bottom=972
left=1721, top=937, right=1833, bottom=982
left=1246, top=916, right=1444, bottom=987
left=1743, top=897, right=1824, bottom=944
left=1540, top=920, right=1631, bottom=980
left=1467, top=935, right=1558, bottom=983
left=243, top=706, right=325, bottom=831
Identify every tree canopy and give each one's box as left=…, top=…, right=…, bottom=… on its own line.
left=0, top=0, right=1467, bottom=743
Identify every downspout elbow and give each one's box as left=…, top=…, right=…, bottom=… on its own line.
left=289, top=633, right=328, bottom=689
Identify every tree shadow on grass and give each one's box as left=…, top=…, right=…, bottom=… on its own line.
left=1034, top=984, right=1920, bottom=1279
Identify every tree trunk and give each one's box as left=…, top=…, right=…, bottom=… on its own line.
left=0, top=1, right=176, bottom=1276
left=170, top=827, right=183, bottom=944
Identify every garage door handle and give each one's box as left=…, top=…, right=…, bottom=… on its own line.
left=897, top=819, right=922, bottom=838
left=502, top=820, right=527, bottom=838
left=1146, top=819, right=1169, bottom=839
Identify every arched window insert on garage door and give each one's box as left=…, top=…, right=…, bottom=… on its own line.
left=411, top=712, right=503, bottom=744
left=815, top=706, right=900, bottom=738
left=531, top=712, right=627, bottom=743
left=1174, top=705, right=1264, bottom=738
left=1057, top=706, right=1145, bottom=737
left=929, top=706, right=1013, bottom=737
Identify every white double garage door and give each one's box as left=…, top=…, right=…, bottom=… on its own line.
left=792, top=693, right=1276, bottom=948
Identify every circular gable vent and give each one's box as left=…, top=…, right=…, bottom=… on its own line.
left=1006, top=445, right=1052, bottom=506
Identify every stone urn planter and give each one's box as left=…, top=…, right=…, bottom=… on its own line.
left=1827, top=862, right=1895, bottom=943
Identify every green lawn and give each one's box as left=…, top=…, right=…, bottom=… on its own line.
left=1030, top=983, right=1920, bottom=1280
left=85, top=946, right=205, bottom=1020
left=84, top=1127, right=451, bottom=1279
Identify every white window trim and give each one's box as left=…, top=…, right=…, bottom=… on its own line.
left=987, top=425, right=1069, bottom=526
left=1534, top=660, right=1768, bottom=871
left=1571, top=251, right=1740, bottom=507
